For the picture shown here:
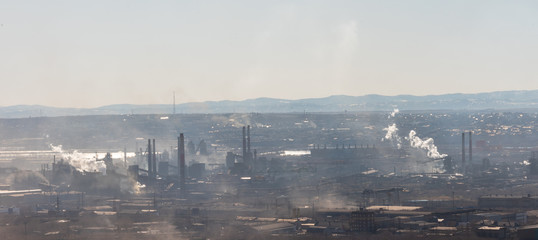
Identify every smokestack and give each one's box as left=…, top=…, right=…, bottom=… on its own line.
left=147, top=139, right=152, bottom=177
left=247, top=125, right=251, bottom=154
left=242, top=126, right=246, bottom=161
left=469, top=131, right=472, bottom=164
left=177, top=137, right=180, bottom=176
left=152, top=139, right=157, bottom=176
left=179, top=133, right=185, bottom=189
left=461, top=132, right=465, bottom=172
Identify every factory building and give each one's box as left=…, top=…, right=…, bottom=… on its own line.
left=310, top=144, right=378, bottom=162
left=478, top=194, right=538, bottom=209
left=226, top=125, right=257, bottom=175
left=350, top=209, right=376, bottom=232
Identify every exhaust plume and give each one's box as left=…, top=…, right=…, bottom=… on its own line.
left=382, top=108, right=446, bottom=159
left=49, top=144, right=106, bottom=173
left=406, top=130, right=447, bottom=159
left=382, top=109, right=402, bottom=148
left=382, top=123, right=402, bottom=149
left=389, top=108, right=399, bottom=118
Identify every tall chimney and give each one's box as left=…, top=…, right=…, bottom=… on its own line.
left=247, top=125, right=251, bottom=154
left=152, top=139, right=157, bottom=176
left=461, top=132, right=465, bottom=173
left=242, top=126, right=246, bottom=161
left=469, top=131, right=472, bottom=165
left=177, top=136, right=180, bottom=177
left=147, top=139, right=152, bottom=177
left=179, top=134, right=185, bottom=189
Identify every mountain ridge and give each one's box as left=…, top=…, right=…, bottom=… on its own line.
left=2, top=90, right=538, bottom=118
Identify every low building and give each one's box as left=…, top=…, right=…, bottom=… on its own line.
left=350, top=210, right=375, bottom=232
left=253, top=222, right=296, bottom=234
left=517, top=224, right=538, bottom=240
left=476, top=226, right=507, bottom=239
left=478, top=195, right=538, bottom=209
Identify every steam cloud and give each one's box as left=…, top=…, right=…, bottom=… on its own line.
left=389, top=108, right=399, bottom=118
left=382, top=109, right=403, bottom=149
left=383, top=123, right=402, bottom=149
left=406, top=130, right=447, bottom=159
left=120, top=177, right=145, bottom=195
left=382, top=109, right=446, bottom=159
left=49, top=144, right=106, bottom=173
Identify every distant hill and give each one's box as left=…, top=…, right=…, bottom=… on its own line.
left=2, top=90, right=538, bottom=118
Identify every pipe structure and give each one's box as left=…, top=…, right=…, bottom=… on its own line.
left=147, top=139, right=153, bottom=177
left=469, top=131, right=472, bottom=165
left=461, top=132, right=465, bottom=173
left=247, top=125, right=251, bottom=154
left=152, top=139, right=157, bottom=176
left=179, top=133, right=185, bottom=189
left=242, top=126, right=246, bottom=161
left=177, top=137, right=181, bottom=177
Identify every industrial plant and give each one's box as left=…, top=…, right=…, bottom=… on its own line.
left=1, top=111, right=538, bottom=239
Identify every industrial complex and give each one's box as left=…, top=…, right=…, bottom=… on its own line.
left=1, top=111, right=538, bottom=239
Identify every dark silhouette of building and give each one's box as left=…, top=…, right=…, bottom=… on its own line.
left=187, top=141, right=196, bottom=155
left=350, top=209, right=375, bottom=232
left=197, top=140, right=208, bottom=155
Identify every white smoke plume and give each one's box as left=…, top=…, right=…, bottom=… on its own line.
left=382, top=109, right=403, bottom=148
left=382, top=108, right=446, bottom=159
left=389, top=108, right=399, bottom=118
left=120, top=177, right=145, bottom=195
left=49, top=144, right=106, bottom=173
left=382, top=123, right=402, bottom=149
left=406, top=130, right=447, bottom=159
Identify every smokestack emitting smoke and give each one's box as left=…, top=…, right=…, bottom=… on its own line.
left=242, top=126, right=246, bottom=160
left=179, top=133, right=185, bottom=189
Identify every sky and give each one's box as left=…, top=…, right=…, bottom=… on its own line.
left=1, top=0, right=538, bottom=108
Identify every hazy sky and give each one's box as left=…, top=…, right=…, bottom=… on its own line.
left=1, top=1, right=538, bottom=108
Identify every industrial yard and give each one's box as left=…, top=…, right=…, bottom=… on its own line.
left=1, top=111, right=538, bottom=239
left=3, top=0, right=537, bottom=239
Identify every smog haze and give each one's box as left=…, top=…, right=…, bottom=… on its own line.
left=1, top=1, right=538, bottom=107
